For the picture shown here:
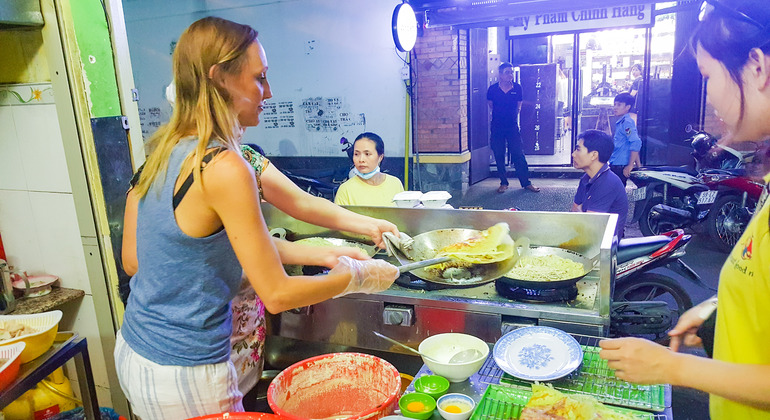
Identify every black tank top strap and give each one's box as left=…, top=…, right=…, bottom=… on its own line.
left=172, top=147, right=225, bottom=210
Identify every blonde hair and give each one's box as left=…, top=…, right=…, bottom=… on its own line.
left=134, top=17, right=258, bottom=198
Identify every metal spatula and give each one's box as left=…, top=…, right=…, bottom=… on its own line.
left=396, top=256, right=452, bottom=274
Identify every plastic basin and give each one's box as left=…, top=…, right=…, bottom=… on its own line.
left=0, top=342, right=25, bottom=390
left=0, top=310, right=62, bottom=362
left=188, top=413, right=284, bottom=420
left=268, top=352, right=401, bottom=420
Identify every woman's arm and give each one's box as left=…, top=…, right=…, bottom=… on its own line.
left=272, top=238, right=369, bottom=268
left=261, top=165, right=398, bottom=247
left=122, top=189, right=139, bottom=277
left=600, top=337, right=770, bottom=410
left=203, top=152, right=395, bottom=313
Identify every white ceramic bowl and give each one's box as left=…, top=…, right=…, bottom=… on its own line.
left=420, top=191, right=452, bottom=208
left=436, top=393, right=475, bottom=420
left=418, top=333, right=489, bottom=382
left=393, top=191, right=423, bottom=208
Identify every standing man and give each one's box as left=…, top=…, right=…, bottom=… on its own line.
left=608, top=92, right=642, bottom=186
left=571, top=130, right=628, bottom=239
left=487, top=62, right=539, bottom=193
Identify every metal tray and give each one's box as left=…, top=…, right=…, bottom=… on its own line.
left=470, top=385, right=668, bottom=420
left=477, top=333, right=667, bottom=412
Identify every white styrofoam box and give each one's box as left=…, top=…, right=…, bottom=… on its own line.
left=13, top=104, right=71, bottom=193
left=420, top=191, right=452, bottom=208
left=393, top=191, right=423, bottom=208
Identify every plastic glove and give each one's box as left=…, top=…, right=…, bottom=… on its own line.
left=329, top=256, right=399, bottom=298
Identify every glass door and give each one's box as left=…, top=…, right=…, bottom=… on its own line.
left=576, top=28, right=647, bottom=139
left=514, top=34, right=575, bottom=166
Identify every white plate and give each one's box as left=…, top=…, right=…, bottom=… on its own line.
left=631, top=186, right=647, bottom=201
left=493, top=326, right=583, bottom=381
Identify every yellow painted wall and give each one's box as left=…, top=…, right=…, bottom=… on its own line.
left=0, top=30, right=49, bottom=83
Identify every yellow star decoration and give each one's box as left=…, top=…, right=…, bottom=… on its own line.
left=32, top=89, right=43, bottom=101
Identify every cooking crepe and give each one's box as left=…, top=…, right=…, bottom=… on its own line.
left=434, top=222, right=514, bottom=264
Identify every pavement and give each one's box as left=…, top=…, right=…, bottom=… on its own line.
left=450, top=174, right=719, bottom=419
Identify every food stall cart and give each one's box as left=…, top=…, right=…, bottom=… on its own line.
left=261, top=204, right=617, bottom=371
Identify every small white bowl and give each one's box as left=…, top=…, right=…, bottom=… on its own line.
left=437, top=393, right=475, bottom=420
left=393, top=191, right=423, bottom=208
left=418, top=333, right=489, bottom=382
left=420, top=191, right=452, bottom=208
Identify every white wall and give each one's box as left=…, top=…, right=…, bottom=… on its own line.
left=0, top=83, right=114, bottom=406
left=123, top=0, right=408, bottom=157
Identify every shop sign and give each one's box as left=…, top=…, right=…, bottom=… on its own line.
left=507, top=4, right=653, bottom=36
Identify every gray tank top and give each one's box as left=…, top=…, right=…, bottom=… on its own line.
left=121, top=139, right=242, bottom=366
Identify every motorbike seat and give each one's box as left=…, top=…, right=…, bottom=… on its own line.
left=701, top=168, right=747, bottom=177
left=640, top=165, right=699, bottom=177
left=616, top=235, right=672, bottom=264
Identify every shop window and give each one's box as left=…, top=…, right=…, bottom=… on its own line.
left=645, top=7, right=679, bottom=165
left=575, top=27, right=647, bottom=144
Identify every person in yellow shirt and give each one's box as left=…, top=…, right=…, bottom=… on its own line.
left=334, top=132, right=404, bottom=207
left=599, top=1, right=770, bottom=418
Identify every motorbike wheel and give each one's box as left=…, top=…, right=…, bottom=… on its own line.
left=707, top=194, right=747, bottom=253
left=613, top=273, right=693, bottom=343
left=638, top=197, right=680, bottom=236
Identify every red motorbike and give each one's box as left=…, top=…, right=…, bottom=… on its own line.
left=699, top=169, right=764, bottom=252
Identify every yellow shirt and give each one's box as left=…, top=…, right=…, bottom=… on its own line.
left=711, top=175, right=770, bottom=419
left=334, top=174, right=404, bottom=207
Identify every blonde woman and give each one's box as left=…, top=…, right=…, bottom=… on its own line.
left=117, top=17, right=398, bottom=419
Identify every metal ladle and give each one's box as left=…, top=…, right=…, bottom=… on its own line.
left=373, top=332, right=483, bottom=364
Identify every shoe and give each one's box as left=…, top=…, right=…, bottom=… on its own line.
left=524, top=184, right=540, bottom=192
left=497, top=185, right=509, bottom=193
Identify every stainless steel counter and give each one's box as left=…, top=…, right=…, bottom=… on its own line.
left=262, top=204, right=618, bottom=364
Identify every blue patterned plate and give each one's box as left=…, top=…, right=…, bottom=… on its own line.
left=493, top=326, right=583, bottom=381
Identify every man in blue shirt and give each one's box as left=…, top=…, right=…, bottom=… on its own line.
left=609, top=92, right=642, bottom=186
left=572, top=129, right=628, bottom=238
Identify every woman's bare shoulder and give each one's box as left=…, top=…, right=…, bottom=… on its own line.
left=203, top=149, right=256, bottom=188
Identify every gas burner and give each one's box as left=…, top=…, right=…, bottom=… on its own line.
left=394, top=272, right=448, bottom=291
left=494, top=281, right=578, bottom=303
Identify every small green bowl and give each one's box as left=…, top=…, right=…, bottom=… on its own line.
left=413, top=374, right=450, bottom=399
left=399, top=392, right=436, bottom=420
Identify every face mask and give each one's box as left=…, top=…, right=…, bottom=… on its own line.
left=353, top=166, right=380, bottom=180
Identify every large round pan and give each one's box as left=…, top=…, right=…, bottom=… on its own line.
left=498, top=246, right=598, bottom=290
left=395, top=228, right=523, bottom=286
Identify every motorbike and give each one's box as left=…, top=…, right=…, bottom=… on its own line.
left=629, top=126, right=755, bottom=238
left=610, top=229, right=712, bottom=342
left=700, top=169, right=764, bottom=252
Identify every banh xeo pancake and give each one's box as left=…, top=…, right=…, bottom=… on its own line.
left=434, top=222, right=514, bottom=265
left=520, top=383, right=640, bottom=420
left=507, top=254, right=585, bottom=282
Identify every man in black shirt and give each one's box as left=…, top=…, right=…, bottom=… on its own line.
left=487, top=62, right=539, bottom=193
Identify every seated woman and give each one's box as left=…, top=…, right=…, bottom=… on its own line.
left=334, top=132, right=404, bottom=207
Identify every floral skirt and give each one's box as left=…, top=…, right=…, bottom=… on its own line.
left=231, top=277, right=266, bottom=395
